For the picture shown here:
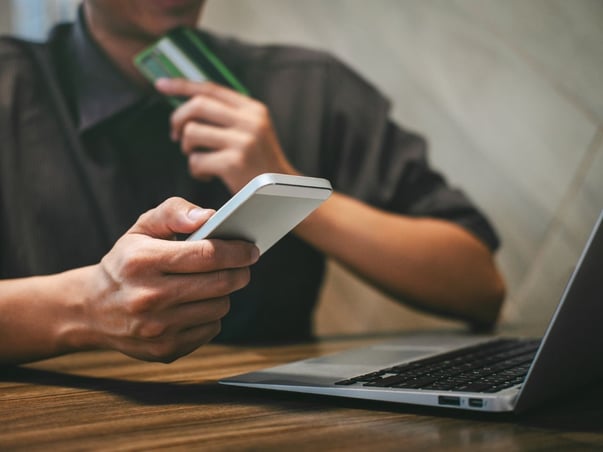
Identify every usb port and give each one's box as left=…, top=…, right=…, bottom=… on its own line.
left=469, top=398, right=484, bottom=408
left=438, top=396, right=460, bottom=406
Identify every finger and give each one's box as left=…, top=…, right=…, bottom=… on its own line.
left=129, top=197, right=214, bottom=239
left=161, top=297, right=231, bottom=334
left=159, top=266, right=251, bottom=304
left=193, top=81, right=249, bottom=106
left=180, top=121, right=229, bottom=155
left=176, top=297, right=231, bottom=332
left=187, top=148, right=241, bottom=181
left=125, top=320, right=223, bottom=363
left=154, top=237, right=259, bottom=273
left=156, top=78, right=247, bottom=106
left=161, top=320, right=223, bottom=360
left=170, top=320, right=223, bottom=359
left=170, top=96, right=236, bottom=142
left=132, top=297, right=231, bottom=339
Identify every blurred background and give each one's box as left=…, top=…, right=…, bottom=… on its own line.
left=1, top=0, right=602, bottom=337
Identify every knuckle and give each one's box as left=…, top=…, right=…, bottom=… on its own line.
left=198, top=240, right=218, bottom=262
left=218, top=269, right=241, bottom=291
left=125, top=287, right=161, bottom=315
left=187, top=154, right=201, bottom=176
left=212, top=270, right=232, bottom=294
left=181, top=136, right=192, bottom=155
left=238, top=133, right=256, bottom=151
left=162, top=196, right=180, bottom=206
left=159, top=196, right=182, bottom=210
left=249, top=105, right=269, bottom=128
left=188, top=156, right=212, bottom=181
left=190, top=96, right=206, bottom=112
left=182, top=121, right=196, bottom=141
left=138, top=319, right=167, bottom=339
left=138, top=197, right=183, bottom=225
left=214, top=268, right=249, bottom=294
left=136, top=209, right=153, bottom=225
left=123, top=316, right=146, bottom=338
left=119, top=247, right=151, bottom=278
left=200, top=81, right=216, bottom=93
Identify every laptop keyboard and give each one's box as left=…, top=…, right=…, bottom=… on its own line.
left=334, top=338, right=540, bottom=393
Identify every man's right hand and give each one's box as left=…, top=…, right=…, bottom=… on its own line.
left=85, top=197, right=259, bottom=363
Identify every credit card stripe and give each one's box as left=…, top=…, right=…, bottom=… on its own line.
left=181, top=28, right=248, bottom=95
left=156, top=37, right=208, bottom=83
left=154, top=49, right=186, bottom=78
left=168, top=28, right=227, bottom=85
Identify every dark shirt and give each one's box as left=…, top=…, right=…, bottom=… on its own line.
left=0, top=12, right=499, bottom=342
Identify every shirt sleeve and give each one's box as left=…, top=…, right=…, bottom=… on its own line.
left=322, top=56, right=500, bottom=251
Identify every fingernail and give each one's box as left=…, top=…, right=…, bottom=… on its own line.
left=187, top=207, right=211, bottom=221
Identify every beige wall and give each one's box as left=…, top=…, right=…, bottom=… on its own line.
left=201, top=0, right=603, bottom=336
left=0, top=2, right=10, bottom=34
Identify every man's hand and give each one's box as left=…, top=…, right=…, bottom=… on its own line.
left=155, top=78, right=298, bottom=193
left=88, top=197, right=259, bottom=363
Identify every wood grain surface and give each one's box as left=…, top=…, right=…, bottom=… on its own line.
left=1, top=335, right=603, bottom=451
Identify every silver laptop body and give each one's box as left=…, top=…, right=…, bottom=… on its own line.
left=221, top=210, right=603, bottom=413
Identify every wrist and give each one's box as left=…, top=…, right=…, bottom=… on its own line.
left=53, top=265, right=107, bottom=354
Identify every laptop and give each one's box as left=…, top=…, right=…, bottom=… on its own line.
left=220, top=210, right=603, bottom=413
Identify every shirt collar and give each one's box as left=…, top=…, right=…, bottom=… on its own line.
left=68, top=7, right=147, bottom=133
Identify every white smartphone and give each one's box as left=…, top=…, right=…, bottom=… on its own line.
left=186, top=173, right=333, bottom=255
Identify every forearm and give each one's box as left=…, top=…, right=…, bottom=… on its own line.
left=0, top=266, right=98, bottom=365
left=295, top=192, right=506, bottom=326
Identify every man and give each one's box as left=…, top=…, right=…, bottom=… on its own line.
left=0, top=0, right=505, bottom=365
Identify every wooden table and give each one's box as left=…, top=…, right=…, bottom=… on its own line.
left=1, top=334, right=603, bottom=451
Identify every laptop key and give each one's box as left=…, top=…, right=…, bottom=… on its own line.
left=339, top=338, right=539, bottom=392
left=454, top=382, right=493, bottom=392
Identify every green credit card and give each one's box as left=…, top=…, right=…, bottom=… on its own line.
left=134, top=27, right=248, bottom=107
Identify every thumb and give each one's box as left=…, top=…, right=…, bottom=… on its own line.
left=128, top=197, right=214, bottom=239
